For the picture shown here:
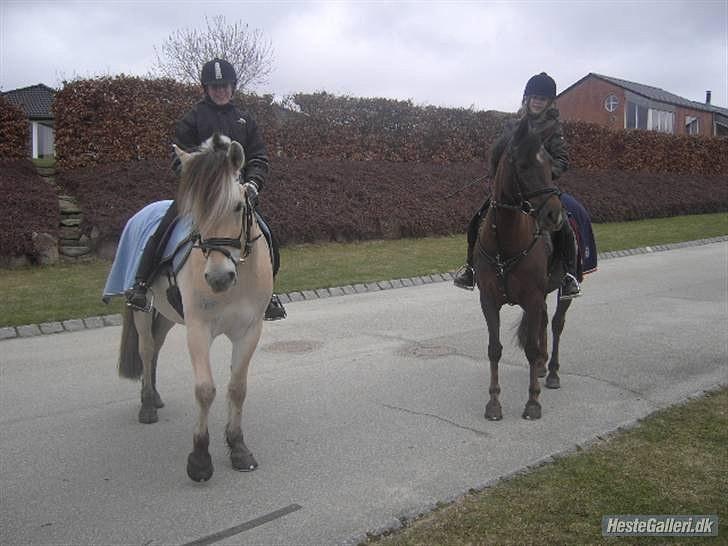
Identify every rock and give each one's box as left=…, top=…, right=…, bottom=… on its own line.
left=32, top=231, right=59, bottom=265
left=60, top=217, right=82, bottom=227
left=59, top=198, right=82, bottom=214
left=60, top=245, right=91, bottom=257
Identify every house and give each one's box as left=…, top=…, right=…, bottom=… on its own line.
left=2, top=84, right=56, bottom=158
left=556, top=73, right=728, bottom=137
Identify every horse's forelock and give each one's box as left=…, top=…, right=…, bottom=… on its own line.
left=178, top=145, right=239, bottom=234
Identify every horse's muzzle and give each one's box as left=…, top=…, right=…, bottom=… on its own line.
left=205, top=270, right=237, bottom=293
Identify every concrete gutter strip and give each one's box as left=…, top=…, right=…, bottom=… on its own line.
left=2, top=235, right=726, bottom=342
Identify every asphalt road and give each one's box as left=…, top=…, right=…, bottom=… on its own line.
left=1, top=242, right=726, bottom=545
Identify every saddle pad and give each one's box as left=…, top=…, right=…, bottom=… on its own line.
left=561, top=193, right=598, bottom=276
left=103, top=200, right=194, bottom=298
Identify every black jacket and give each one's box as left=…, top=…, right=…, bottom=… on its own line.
left=490, top=107, right=569, bottom=180
left=173, top=96, right=270, bottom=191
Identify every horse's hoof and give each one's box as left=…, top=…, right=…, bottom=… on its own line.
left=536, top=366, right=547, bottom=378
left=138, top=406, right=158, bottom=424
left=522, top=401, right=541, bottom=420
left=153, top=390, right=165, bottom=408
left=231, top=449, right=258, bottom=472
left=187, top=451, right=214, bottom=482
left=545, top=373, right=561, bottom=389
left=484, top=401, right=503, bottom=421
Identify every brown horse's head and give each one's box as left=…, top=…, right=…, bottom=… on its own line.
left=174, top=133, right=250, bottom=293
left=493, top=117, right=563, bottom=232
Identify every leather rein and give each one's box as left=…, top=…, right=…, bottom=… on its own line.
left=477, top=150, right=561, bottom=302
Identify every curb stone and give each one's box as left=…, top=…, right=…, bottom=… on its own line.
left=2, top=236, right=726, bottom=341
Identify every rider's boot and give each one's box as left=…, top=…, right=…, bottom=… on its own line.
left=559, top=220, right=582, bottom=300
left=125, top=280, right=151, bottom=312
left=264, top=294, right=287, bottom=321
left=453, top=263, right=475, bottom=290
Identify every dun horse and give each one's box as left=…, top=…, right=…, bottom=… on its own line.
left=474, top=116, right=572, bottom=420
left=113, top=133, right=273, bottom=481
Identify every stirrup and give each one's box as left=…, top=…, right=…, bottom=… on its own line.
left=559, top=274, right=581, bottom=300
left=125, top=283, right=153, bottom=312
left=264, top=294, right=287, bottom=321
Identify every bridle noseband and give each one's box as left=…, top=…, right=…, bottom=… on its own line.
left=192, top=191, right=262, bottom=269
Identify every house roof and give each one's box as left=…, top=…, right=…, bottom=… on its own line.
left=560, top=73, right=728, bottom=116
left=2, top=84, right=56, bottom=119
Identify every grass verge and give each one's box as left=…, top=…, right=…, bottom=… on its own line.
left=0, top=213, right=726, bottom=327
left=370, top=389, right=727, bottom=545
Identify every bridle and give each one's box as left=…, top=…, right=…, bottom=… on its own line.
left=192, top=190, right=262, bottom=269
left=477, top=142, right=561, bottom=302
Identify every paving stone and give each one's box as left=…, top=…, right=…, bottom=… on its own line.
left=328, top=287, right=345, bottom=297
left=341, top=285, right=356, bottom=295
left=377, top=280, right=393, bottom=290
left=84, top=316, right=105, bottom=329
left=301, top=290, right=317, bottom=300
left=62, top=319, right=85, bottom=332
left=352, top=284, right=367, bottom=293
left=103, top=314, right=123, bottom=326
left=277, top=293, right=292, bottom=304
left=39, top=322, right=64, bottom=334
left=314, top=288, right=331, bottom=298
left=365, top=282, right=380, bottom=292
left=390, top=279, right=403, bottom=289
left=17, top=324, right=41, bottom=337
left=288, top=292, right=305, bottom=302
left=0, top=327, right=18, bottom=340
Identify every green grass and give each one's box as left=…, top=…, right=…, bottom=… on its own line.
left=371, top=388, right=727, bottom=545
left=0, top=213, right=726, bottom=327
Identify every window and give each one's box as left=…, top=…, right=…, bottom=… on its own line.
left=648, top=109, right=674, bottom=133
left=626, top=101, right=647, bottom=129
left=626, top=101, right=674, bottom=133
left=685, top=116, right=700, bottom=135
left=604, top=94, right=619, bottom=112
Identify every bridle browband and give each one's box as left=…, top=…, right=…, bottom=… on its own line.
left=192, top=190, right=262, bottom=269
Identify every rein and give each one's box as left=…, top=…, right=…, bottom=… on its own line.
left=477, top=145, right=561, bottom=303
left=192, top=192, right=263, bottom=268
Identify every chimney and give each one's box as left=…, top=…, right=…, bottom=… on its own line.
left=706, top=90, right=712, bottom=104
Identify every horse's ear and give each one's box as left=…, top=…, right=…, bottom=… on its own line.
left=229, top=141, right=245, bottom=171
left=513, top=116, right=530, bottom=144
left=173, top=144, right=191, bottom=164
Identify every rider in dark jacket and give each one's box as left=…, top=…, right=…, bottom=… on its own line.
left=126, top=58, right=286, bottom=320
left=453, top=72, right=581, bottom=299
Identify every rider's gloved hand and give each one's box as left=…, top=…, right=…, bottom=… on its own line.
left=243, top=181, right=259, bottom=208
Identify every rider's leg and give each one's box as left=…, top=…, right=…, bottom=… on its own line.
left=255, top=211, right=287, bottom=321
left=454, top=199, right=490, bottom=290
left=558, top=219, right=581, bottom=300
left=126, top=201, right=178, bottom=311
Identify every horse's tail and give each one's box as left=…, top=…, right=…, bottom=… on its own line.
left=515, top=310, right=528, bottom=350
left=118, top=306, right=143, bottom=379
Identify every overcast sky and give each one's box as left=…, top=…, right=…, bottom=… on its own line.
left=1, top=0, right=726, bottom=112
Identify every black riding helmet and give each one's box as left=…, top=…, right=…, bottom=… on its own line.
left=524, top=72, right=557, bottom=99
left=200, top=58, right=237, bottom=88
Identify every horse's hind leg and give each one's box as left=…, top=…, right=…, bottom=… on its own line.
left=546, top=298, right=572, bottom=389
left=134, top=311, right=174, bottom=423
left=226, top=323, right=264, bottom=471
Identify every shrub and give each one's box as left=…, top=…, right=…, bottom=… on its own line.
left=0, top=159, right=59, bottom=258
left=0, top=95, right=28, bottom=159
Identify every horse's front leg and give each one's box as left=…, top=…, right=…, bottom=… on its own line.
left=546, top=298, right=572, bottom=389
left=523, top=302, right=547, bottom=420
left=480, top=296, right=503, bottom=421
left=185, top=323, right=215, bottom=482
left=226, top=322, right=263, bottom=472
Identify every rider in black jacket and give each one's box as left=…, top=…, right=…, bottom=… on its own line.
left=125, top=58, right=286, bottom=320
left=453, top=72, right=581, bottom=299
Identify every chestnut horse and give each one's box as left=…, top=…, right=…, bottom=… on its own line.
left=114, top=133, right=273, bottom=481
left=474, top=116, right=568, bottom=421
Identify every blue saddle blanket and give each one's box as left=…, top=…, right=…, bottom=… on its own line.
left=561, top=192, right=597, bottom=277
left=103, top=200, right=194, bottom=298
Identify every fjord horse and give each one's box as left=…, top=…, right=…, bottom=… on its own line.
left=474, top=116, right=568, bottom=421
left=116, top=134, right=273, bottom=481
